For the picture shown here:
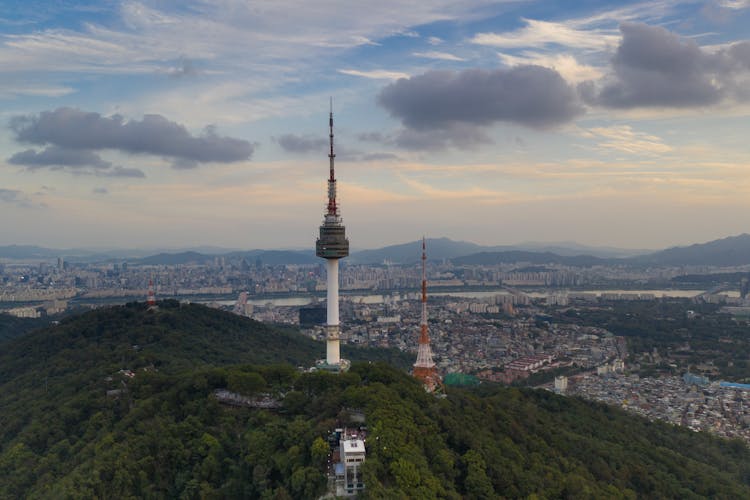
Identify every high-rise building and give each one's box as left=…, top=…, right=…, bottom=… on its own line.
left=315, top=105, right=350, bottom=372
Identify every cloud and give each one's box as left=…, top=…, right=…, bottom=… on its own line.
left=358, top=132, right=386, bottom=142
left=427, top=36, right=443, bottom=45
left=0, top=188, right=43, bottom=208
left=412, top=51, right=465, bottom=61
left=357, top=124, right=492, bottom=151
left=7, top=145, right=146, bottom=177
left=497, top=52, right=603, bottom=83
left=392, top=124, right=493, bottom=150
left=167, top=57, right=198, bottom=78
left=585, top=125, right=673, bottom=155
left=471, top=18, right=619, bottom=51
left=378, top=65, right=584, bottom=132
left=338, top=68, right=410, bottom=80
left=92, top=187, right=109, bottom=195
left=105, top=167, right=147, bottom=178
left=582, top=23, right=750, bottom=108
left=0, top=84, right=75, bottom=98
left=361, top=152, right=399, bottom=161
left=720, top=0, right=750, bottom=9
left=9, top=107, right=254, bottom=165
left=9, top=146, right=111, bottom=169
left=275, top=134, right=328, bottom=154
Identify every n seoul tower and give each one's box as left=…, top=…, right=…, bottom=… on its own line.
left=315, top=103, right=350, bottom=372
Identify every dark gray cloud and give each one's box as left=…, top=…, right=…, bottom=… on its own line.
left=8, top=145, right=145, bottom=177
left=584, top=23, right=750, bottom=108
left=9, top=146, right=111, bottom=169
left=9, top=107, right=254, bottom=165
left=361, top=152, right=399, bottom=161
left=357, top=131, right=386, bottom=142
left=0, top=188, right=43, bottom=208
left=393, top=124, right=492, bottom=151
left=275, top=133, right=328, bottom=154
left=378, top=66, right=583, bottom=132
left=104, top=167, right=146, bottom=178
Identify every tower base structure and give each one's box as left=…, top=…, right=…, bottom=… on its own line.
left=413, top=366, right=444, bottom=394
left=315, top=358, right=351, bottom=373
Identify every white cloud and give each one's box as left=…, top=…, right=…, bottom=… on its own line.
left=584, top=125, right=673, bottom=155
left=497, top=52, right=603, bottom=83
left=471, top=18, right=619, bottom=51
left=0, top=0, right=501, bottom=77
left=0, top=84, right=75, bottom=98
left=720, top=0, right=750, bottom=9
left=339, top=69, right=409, bottom=80
left=412, top=51, right=466, bottom=61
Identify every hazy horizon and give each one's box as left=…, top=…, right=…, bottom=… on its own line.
left=9, top=232, right=750, bottom=255
left=1, top=1, right=749, bottom=250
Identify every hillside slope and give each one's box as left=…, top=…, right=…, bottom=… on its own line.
left=631, top=233, right=750, bottom=266
left=0, top=304, right=749, bottom=498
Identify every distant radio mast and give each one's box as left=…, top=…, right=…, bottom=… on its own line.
left=413, top=238, right=443, bottom=392
left=315, top=101, right=350, bottom=372
left=147, top=278, right=156, bottom=308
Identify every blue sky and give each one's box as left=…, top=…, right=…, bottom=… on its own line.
left=1, top=0, right=749, bottom=250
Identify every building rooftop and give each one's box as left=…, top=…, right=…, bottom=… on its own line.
left=342, top=438, right=365, bottom=454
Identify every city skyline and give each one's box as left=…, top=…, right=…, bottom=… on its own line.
left=1, top=1, right=749, bottom=250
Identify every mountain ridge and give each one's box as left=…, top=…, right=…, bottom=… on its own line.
left=2, top=233, right=750, bottom=267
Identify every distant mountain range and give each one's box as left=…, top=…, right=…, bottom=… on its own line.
left=451, top=234, right=750, bottom=268
left=2, top=233, right=750, bottom=268
left=629, top=233, right=750, bottom=267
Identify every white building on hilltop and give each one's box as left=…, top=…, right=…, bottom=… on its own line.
left=335, top=437, right=366, bottom=496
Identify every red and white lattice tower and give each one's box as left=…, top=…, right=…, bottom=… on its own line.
left=413, top=238, right=443, bottom=393
left=147, top=278, right=156, bottom=307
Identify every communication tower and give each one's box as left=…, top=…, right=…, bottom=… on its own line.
left=315, top=102, right=350, bottom=372
left=147, top=278, right=157, bottom=308
left=413, top=238, right=443, bottom=393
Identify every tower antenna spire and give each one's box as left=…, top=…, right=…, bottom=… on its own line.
left=327, top=98, right=337, bottom=216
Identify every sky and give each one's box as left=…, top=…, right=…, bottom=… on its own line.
left=1, top=0, right=749, bottom=251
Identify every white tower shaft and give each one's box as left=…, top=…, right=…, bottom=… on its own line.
left=326, top=258, right=341, bottom=365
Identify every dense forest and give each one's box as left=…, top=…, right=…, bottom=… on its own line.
left=2, top=302, right=750, bottom=498
left=0, top=313, right=52, bottom=342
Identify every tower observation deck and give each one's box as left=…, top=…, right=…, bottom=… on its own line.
left=315, top=104, right=349, bottom=372
left=316, top=108, right=349, bottom=260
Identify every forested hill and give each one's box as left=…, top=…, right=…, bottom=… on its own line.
left=0, top=313, right=51, bottom=343
left=0, top=300, right=409, bottom=382
left=1, top=304, right=750, bottom=498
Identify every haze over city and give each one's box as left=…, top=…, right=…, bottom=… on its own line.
left=1, top=0, right=749, bottom=250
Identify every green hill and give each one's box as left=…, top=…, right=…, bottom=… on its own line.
left=0, top=313, right=51, bottom=343
left=1, top=303, right=749, bottom=498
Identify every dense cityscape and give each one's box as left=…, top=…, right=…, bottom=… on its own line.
left=3, top=250, right=750, bottom=445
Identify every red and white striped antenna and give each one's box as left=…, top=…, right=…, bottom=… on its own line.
left=147, top=278, right=156, bottom=307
